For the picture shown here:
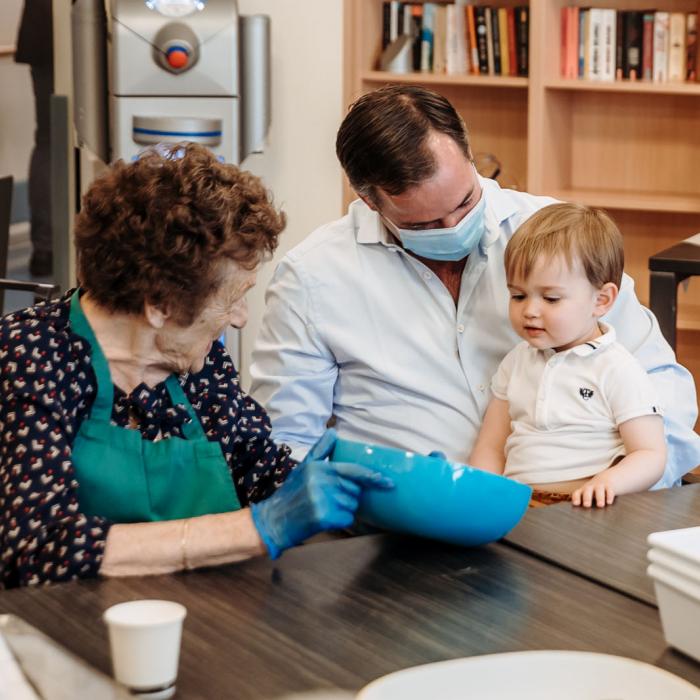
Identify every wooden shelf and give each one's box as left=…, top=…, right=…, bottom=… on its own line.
left=345, top=0, right=700, bottom=387
left=544, top=78, right=700, bottom=96
left=546, top=189, right=700, bottom=215
left=361, top=70, right=529, bottom=89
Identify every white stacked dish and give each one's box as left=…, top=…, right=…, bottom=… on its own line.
left=647, top=526, right=700, bottom=662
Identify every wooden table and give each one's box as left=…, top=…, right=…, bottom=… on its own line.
left=2, top=533, right=700, bottom=699
left=505, top=483, right=700, bottom=606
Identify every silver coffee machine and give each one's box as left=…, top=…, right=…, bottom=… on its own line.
left=72, top=0, right=270, bottom=165
left=71, top=0, right=271, bottom=364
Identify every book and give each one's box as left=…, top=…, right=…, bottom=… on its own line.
left=561, top=6, right=568, bottom=78
left=586, top=8, right=604, bottom=79
left=446, top=4, right=468, bottom=74
left=642, top=13, right=654, bottom=81
left=653, top=12, right=670, bottom=83
left=623, top=10, right=643, bottom=80
left=433, top=4, right=447, bottom=74
left=569, top=7, right=580, bottom=79
left=420, top=3, right=435, bottom=72
left=485, top=8, right=495, bottom=75
left=466, top=5, right=479, bottom=75
left=382, top=2, right=391, bottom=50
left=687, top=13, right=698, bottom=80
left=601, top=9, right=616, bottom=82
left=491, top=6, right=502, bottom=75
left=615, top=10, right=624, bottom=80
left=411, top=4, right=423, bottom=71
left=389, top=1, right=400, bottom=44
left=580, top=8, right=589, bottom=78
left=499, top=7, right=510, bottom=77
left=668, top=12, right=687, bottom=81
left=515, top=6, right=529, bottom=77
left=475, top=6, right=489, bottom=74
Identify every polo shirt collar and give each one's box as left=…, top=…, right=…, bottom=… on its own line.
left=540, top=322, right=616, bottom=361
left=352, top=175, right=515, bottom=248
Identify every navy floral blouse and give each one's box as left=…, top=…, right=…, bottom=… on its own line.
left=0, top=293, right=296, bottom=588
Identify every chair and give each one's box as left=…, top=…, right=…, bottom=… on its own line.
left=649, top=234, right=700, bottom=351
left=0, top=175, right=12, bottom=310
left=0, top=175, right=60, bottom=312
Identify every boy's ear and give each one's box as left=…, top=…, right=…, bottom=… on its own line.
left=593, top=282, right=619, bottom=317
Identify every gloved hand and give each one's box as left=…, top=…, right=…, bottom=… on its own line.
left=250, top=429, right=394, bottom=559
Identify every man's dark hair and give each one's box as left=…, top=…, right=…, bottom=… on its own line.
left=336, top=85, right=471, bottom=204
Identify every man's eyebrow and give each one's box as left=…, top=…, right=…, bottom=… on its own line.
left=398, top=185, right=475, bottom=228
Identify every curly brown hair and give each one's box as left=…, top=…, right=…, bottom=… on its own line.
left=74, top=143, right=286, bottom=325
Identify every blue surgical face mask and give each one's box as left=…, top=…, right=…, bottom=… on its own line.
left=383, top=195, right=486, bottom=262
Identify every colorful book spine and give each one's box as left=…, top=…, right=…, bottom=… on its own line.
left=623, top=10, right=643, bottom=80
left=515, top=6, right=529, bottom=76
left=668, top=12, right=687, bottom=81
left=491, top=7, right=502, bottom=75
left=499, top=7, right=510, bottom=77
left=485, top=8, right=495, bottom=75
left=601, top=9, right=616, bottom=82
left=507, top=7, right=517, bottom=75
left=653, top=12, right=670, bottom=83
left=466, top=5, right=479, bottom=75
left=475, top=6, right=489, bottom=74
left=687, top=12, right=698, bottom=81
left=420, top=3, right=435, bottom=72
left=642, top=13, right=654, bottom=81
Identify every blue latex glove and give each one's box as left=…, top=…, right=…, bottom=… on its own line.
left=250, top=429, right=394, bottom=559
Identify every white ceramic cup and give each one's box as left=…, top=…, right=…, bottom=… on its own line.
left=103, top=600, right=187, bottom=699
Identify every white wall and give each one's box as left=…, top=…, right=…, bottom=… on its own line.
left=0, top=0, right=34, bottom=182
left=237, top=0, right=344, bottom=387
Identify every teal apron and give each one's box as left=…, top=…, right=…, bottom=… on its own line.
left=69, top=290, right=241, bottom=522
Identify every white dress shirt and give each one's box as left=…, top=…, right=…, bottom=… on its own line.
left=250, top=177, right=700, bottom=488
left=492, top=324, right=663, bottom=484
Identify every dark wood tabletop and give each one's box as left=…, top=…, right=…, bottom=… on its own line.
left=1, top=533, right=699, bottom=699
left=504, top=483, right=700, bottom=606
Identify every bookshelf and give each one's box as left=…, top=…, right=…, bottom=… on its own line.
left=344, top=0, right=700, bottom=424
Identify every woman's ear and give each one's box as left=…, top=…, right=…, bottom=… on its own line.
left=593, top=282, right=619, bottom=317
left=143, top=301, right=170, bottom=329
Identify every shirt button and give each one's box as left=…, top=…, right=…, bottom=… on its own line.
left=423, top=271, right=431, bottom=280
left=457, top=324, right=465, bottom=333
left=478, top=384, right=485, bottom=392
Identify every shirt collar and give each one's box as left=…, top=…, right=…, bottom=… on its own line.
left=540, top=322, right=617, bottom=360
left=351, top=175, right=518, bottom=249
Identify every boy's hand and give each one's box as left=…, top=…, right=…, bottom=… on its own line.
left=572, top=473, right=616, bottom=508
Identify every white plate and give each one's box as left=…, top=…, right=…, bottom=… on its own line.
left=357, top=650, right=700, bottom=700
left=649, top=548, right=700, bottom=587
left=648, top=527, right=700, bottom=567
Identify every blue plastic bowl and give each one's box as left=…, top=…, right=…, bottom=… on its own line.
left=332, top=438, right=532, bottom=547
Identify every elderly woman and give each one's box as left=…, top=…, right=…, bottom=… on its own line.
left=0, top=144, right=390, bottom=588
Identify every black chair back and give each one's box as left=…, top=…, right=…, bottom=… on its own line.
left=0, top=175, right=13, bottom=310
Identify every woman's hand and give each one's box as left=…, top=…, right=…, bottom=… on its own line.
left=250, top=429, right=393, bottom=559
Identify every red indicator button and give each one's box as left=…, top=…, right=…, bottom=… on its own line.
left=166, top=47, right=189, bottom=69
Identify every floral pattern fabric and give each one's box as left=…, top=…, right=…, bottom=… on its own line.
left=0, top=293, right=295, bottom=588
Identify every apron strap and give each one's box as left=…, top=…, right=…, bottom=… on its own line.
left=165, top=374, right=207, bottom=440
left=69, top=290, right=114, bottom=421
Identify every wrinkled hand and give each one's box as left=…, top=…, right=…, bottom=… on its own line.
left=250, top=429, right=393, bottom=559
left=572, top=473, right=616, bottom=508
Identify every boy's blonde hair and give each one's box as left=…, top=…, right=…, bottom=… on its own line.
left=504, top=202, right=624, bottom=289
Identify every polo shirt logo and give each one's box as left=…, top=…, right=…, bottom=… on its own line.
left=579, top=388, right=594, bottom=400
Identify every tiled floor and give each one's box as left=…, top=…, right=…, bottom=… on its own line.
left=2, top=222, right=55, bottom=315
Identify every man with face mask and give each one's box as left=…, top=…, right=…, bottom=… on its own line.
left=250, top=85, right=700, bottom=489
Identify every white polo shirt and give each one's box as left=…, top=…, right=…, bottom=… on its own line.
left=491, top=324, right=663, bottom=485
